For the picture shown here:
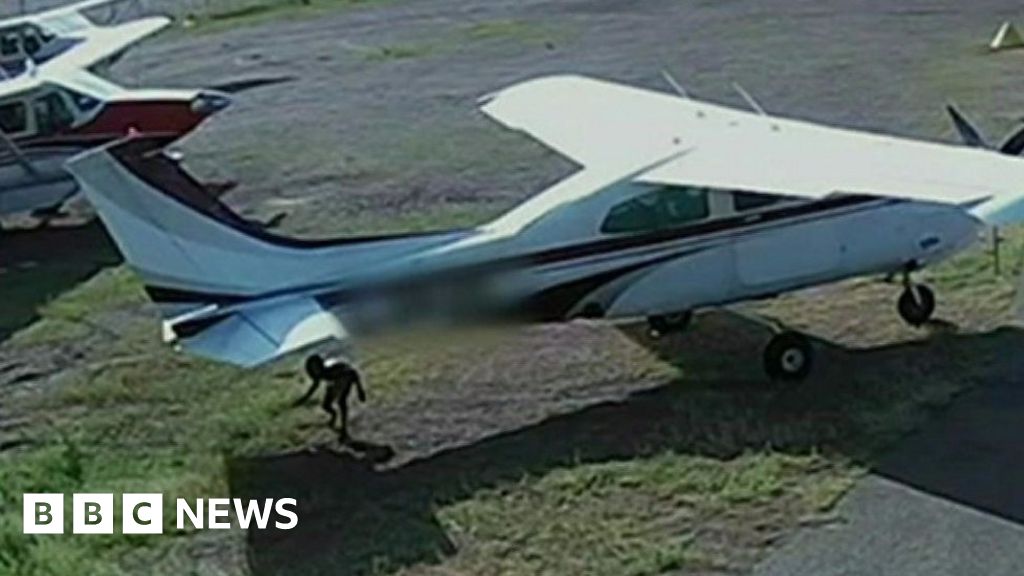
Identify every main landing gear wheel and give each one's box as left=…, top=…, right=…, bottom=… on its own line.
left=763, top=331, right=814, bottom=382
left=647, top=311, right=693, bottom=338
left=897, top=284, right=935, bottom=327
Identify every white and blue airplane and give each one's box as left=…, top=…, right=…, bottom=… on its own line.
left=64, top=75, right=1024, bottom=382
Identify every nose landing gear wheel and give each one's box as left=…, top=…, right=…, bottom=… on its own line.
left=763, top=331, right=813, bottom=382
left=897, top=284, right=935, bottom=327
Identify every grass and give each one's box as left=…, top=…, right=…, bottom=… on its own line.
left=433, top=453, right=848, bottom=576
left=929, top=227, right=1024, bottom=291
left=362, top=43, right=436, bottom=62
left=180, top=0, right=389, bottom=34
left=329, top=202, right=506, bottom=235
left=0, top=265, right=90, bottom=340
left=0, top=247, right=127, bottom=343
left=9, top=267, right=147, bottom=347
left=462, top=19, right=564, bottom=45
left=0, top=269, right=445, bottom=575
left=355, top=18, right=570, bottom=64
left=1, top=222, right=1022, bottom=574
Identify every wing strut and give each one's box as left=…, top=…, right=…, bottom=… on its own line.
left=732, top=82, right=766, bottom=116
left=661, top=70, right=688, bottom=99
left=0, top=127, right=39, bottom=178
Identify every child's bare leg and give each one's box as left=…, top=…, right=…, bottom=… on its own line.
left=337, top=400, right=349, bottom=443
left=321, top=383, right=339, bottom=429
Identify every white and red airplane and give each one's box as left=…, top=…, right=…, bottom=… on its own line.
left=0, top=0, right=169, bottom=77
left=65, top=75, right=1024, bottom=382
left=0, top=65, right=230, bottom=218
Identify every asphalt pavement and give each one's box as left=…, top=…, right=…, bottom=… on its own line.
left=756, top=365, right=1024, bottom=576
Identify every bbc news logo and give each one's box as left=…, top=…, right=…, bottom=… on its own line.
left=23, top=494, right=298, bottom=534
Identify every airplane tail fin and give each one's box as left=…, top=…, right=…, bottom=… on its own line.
left=65, top=136, right=453, bottom=319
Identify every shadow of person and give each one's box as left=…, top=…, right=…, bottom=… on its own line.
left=229, top=314, right=1024, bottom=576
left=229, top=448, right=457, bottom=576
left=922, top=317, right=961, bottom=336
left=0, top=219, right=120, bottom=343
left=344, top=439, right=396, bottom=464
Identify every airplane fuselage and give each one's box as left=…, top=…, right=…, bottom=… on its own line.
left=0, top=91, right=226, bottom=217
left=309, top=194, right=980, bottom=336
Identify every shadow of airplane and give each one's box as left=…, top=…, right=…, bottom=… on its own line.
left=229, top=313, right=1024, bottom=576
left=869, top=348, right=1024, bottom=526
left=0, top=219, right=120, bottom=343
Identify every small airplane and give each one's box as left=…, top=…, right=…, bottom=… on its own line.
left=0, top=65, right=230, bottom=219
left=0, top=0, right=170, bottom=77
left=65, top=74, right=1024, bottom=384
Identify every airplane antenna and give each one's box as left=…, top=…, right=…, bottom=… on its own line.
left=661, top=70, right=688, bottom=99
left=732, top=82, right=766, bottom=116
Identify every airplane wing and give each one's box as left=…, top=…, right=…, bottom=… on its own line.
left=481, top=75, right=1024, bottom=225
left=33, top=0, right=141, bottom=32
left=479, top=75, right=689, bottom=168
left=43, top=15, right=170, bottom=71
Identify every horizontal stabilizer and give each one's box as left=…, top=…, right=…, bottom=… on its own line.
left=167, top=297, right=347, bottom=367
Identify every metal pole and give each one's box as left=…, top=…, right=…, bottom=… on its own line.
left=993, top=226, right=1003, bottom=275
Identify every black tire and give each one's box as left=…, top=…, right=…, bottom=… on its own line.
left=897, top=285, right=935, bottom=327
left=647, top=311, right=693, bottom=337
left=763, top=331, right=813, bottom=382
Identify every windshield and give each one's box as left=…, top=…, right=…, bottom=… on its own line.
left=64, top=87, right=101, bottom=113
left=33, top=92, right=74, bottom=135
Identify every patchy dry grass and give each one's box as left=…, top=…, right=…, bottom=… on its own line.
left=462, top=19, right=565, bottom=45
left=355, top=18, right=570, bottom=65
left=2, top=223, right=1022, bottom=575
left=429, top=453, right=850, bottom=576
left=180, top=0, right=389, bottom=34
left=362, top=43, right=436, bottom=62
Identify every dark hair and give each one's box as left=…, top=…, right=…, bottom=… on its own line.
left=304, top=354, right=325, bottom=379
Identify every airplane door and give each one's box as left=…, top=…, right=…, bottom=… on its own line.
left=733, top=219, right=841, bottom=287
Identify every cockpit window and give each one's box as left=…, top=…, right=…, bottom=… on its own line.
left=0, top=101, right=28, bottom=134
left=66, top=88, right=100, bottom=113
left=21, top=30, right=40, bottom=56
left=33, top=93, right=74, bottom=135
left=0, top=33, right=19, bottom=57
left=732, top=191, right=781, bottom=212
left=36, top=25, right=55, bottom=43
left=601, top=186, right=710, bottom=234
